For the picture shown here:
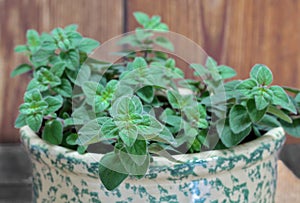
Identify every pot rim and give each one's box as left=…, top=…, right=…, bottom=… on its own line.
left=20, top=126, right=285, bottom=177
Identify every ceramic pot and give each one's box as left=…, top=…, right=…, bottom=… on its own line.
left=20, top=126, right=285, bottom=203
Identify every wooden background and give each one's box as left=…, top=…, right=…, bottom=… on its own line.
left=1, top=0, right=300, bottom=143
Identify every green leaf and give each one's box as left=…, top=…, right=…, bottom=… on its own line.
left=124, top=138, right=148, bottom=165
left=65, top=133, right=78, bottom=145
left=254, top=94, right=270, bottom=110
left=11, top=64, right=32, bottom=77
left=77, top=119, right=102, bottom=145
left=44, top=96, right=63, bottom=115
left=236, top=79, right=258, bottom=96
left=52, top=79, right=72, bottom=97
left=148, top=143, right=180, bottom=162
left=136, top=114, right=163, bottom=135
left=246, top=99, right=267, bottom=122
left=132, top=57, right=147, bottom=69
left=267, top=105, right=292, bottom=123
left=74, top=64, right=91, bottom=86
left=119, top=125, right=138, bottom=147
left=160, top=108, right=182, bottom=132
left=24, top=89, right=43, bottom=102
left=250, top=64, right=273, bottom=86
left=98, top=152, right=129, bottom=191
left=190, top=64, right=209, bottom=77
left=26, top=29, right=41, bottom=53
left=26, top=113, right=43, bottom=132
left=167, top=91, right=180, bottom=109
left=224, top=80, right=241, bottom=99
left=133, top=12, right=150, bottom=26
left=19, top=100, right=48, bottom=115
left=150, top=127, right=176, bottom=145
left=137, top=86, right=154, bottom=103
left=60, top=49, right=79, bottom=71
left=205, top=57, right=217, bottom=69
left=78, top=38, right=100, bottom=53
left=14, top=45, right=28, bottom=53
left=229, top=104, right=252, bottom=134
left=64, top=24, right=78, bottom=32
left=256, top=115, right=281, bottom=131
left=113, top=95, right=141, bottom=117
left=154, top=37, right=174, bottom=51
left=51, top=62, right=66, bottom=77
left=14, top=113, right=27, bottom=128
left=217, top=119, right=252, bottom=147
left=118, top=150, right=150, bottom=176
left=217, top=65, right=237, bottom=79
left=281, top=118, right=300, bottom=138
left=26, top=79, right=44, bottom=92
left=82, top=81, right=103, bottom=105
left=77, top=145, right=87, bottom=154
left=100, top=119, right=119, bottom=139
left=270, top=85, right=297, bottom=114
left=282, top=86, right=300, bottom=94
left=36, top=68, right=61, bottom=88
left=31, top=49, right=52, bottom=64
left=154, top=23, right=169, bottom=31
left=42, top=120, right=63, bottom=145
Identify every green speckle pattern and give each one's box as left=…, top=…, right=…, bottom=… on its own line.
left=20, top=126, right=285, bottom=203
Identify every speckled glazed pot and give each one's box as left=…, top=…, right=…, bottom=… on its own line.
left=20, top=126, right=285, bottom=203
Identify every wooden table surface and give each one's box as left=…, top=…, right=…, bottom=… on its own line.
left=276, top=160, right=300, bottom=202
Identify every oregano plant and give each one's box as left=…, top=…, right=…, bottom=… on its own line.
left=13, top=12, right=300, bottom=191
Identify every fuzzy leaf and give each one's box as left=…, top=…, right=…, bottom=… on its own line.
left=14, top=45, right=28, bottom=53
left=217, top=65, right=237, bottom=79
left=137, top=86, right=154, bottom=103
left=60, top=49, right=79, bottom=71
left=51, top=62, right=66, bottom=77
left=100, top=119, right=119, bottom=139
left=246, top=99, right=267, bottom=122
left=281, top=118, right=300, bottom=138
left=44, top=96, right=63, bottom=115
left=154, top=37, right=174, bottom=51
left=26, top=29, right=41, bottom=53
left=119, top=125, right=138, bottom=147
left=270, top=85, right=297, bottom=114
left=254, top=93, right=270, bottom=110
left=77, top=119, right=102, bottom=145
left=218, top=119, right=252, bottom=147
left=256, top=115, right=281, bottom=131
left=42, top=120, right=63, bottom=145
left=78, top=38, right=100, bottom=53
left=26, top=113, right=43, bottom=132
left=98, top=152, right=129, bottom=191
left=250, top=64, right=273, bottom=86
left=133, top=12, right=150, bottom=26
left=236, top=79, right=257, bottom=96
left=123, top=138, right=148, bottom=165
left=14, top=113, right=27, bottom=128
left=11, top=64, right=32, bottom=77
left=167, top=91, right=180, bottom=109
left=229, top=105, right=252, bottom=134
left=52, top=79, right=72, bottom=97
left=132, top=57, right=147, bottom=69
left=267, top=105, right=292, bottom=123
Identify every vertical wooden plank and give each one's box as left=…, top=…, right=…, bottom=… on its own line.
left=0, top=0, right=123, bottom=142
left=126, top=0, right=300, bottom=143
left=126, top=0, right=300, bottom=87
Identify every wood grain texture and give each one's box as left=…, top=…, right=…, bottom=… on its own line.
left=127, top=0, right=300, bottom=143
left=2, top=0, right=300, bottom=143
left=0, top=0, right=123, bottom=142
